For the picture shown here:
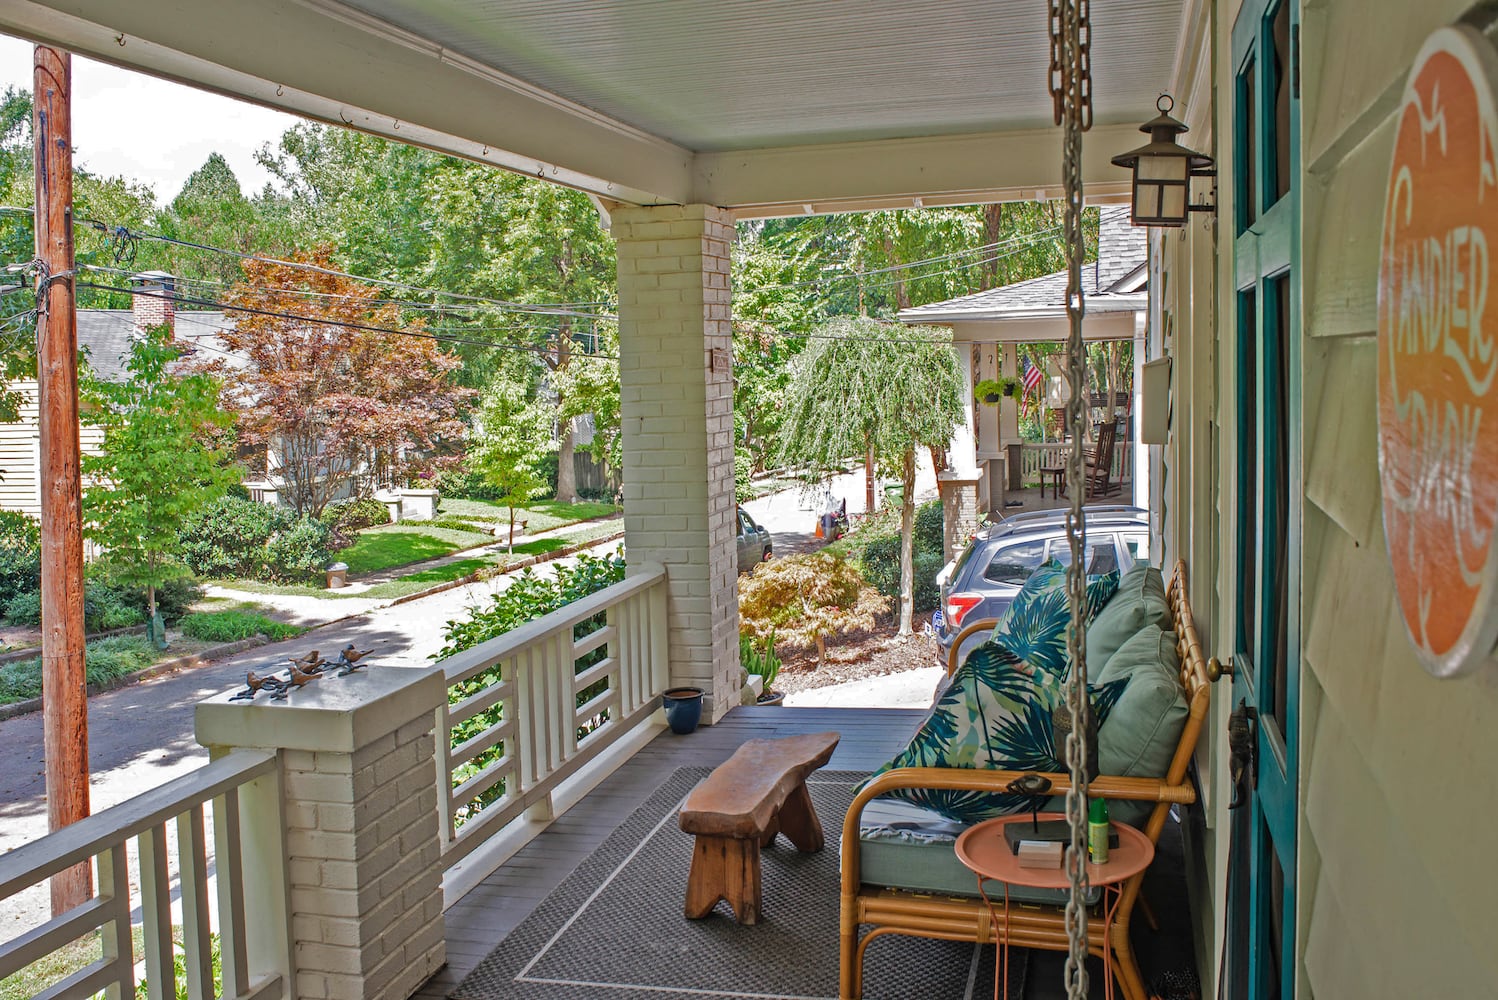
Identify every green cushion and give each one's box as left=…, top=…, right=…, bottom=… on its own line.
left=855, top=797, right=1100, bottom=905
left=1095, top=624, right=1188, bottom=827
left=1085, top=563, right=1172, bottom=676
left=863, top=646, right=1129, bottom=824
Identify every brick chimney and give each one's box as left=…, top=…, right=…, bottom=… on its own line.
left=130, top=271, right=175, bottom=335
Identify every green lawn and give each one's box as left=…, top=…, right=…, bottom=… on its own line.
left=1, top=927, right=146, bottom=1000
left=437, top=498, right=620, bottom=533
left=338, top=523, right=494, bottom=575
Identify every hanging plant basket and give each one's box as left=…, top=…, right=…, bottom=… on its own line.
left=974, top=377, right=1020, bottom=405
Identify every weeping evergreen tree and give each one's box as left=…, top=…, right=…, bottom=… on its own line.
left=779, top=318, right=964, bottom=634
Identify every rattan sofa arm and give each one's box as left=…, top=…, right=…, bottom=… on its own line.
left=838, top=765, right=1195, bottom=895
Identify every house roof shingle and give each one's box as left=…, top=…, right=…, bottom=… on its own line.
left=897, top=206, right=1147, bottom=324
left=76, top=309, right=238, bottom=380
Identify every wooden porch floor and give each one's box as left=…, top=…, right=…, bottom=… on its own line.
left=416, top=704, right=1195, bottom=1000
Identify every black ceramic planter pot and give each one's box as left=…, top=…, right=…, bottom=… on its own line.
left=662, top=686, right=705, bottom=734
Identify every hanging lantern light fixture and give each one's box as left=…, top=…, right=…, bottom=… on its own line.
left=1110, top=94, right=1215, bottom=227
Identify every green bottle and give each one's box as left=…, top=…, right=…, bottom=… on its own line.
left=1088, top=797, right=1110, bottom=864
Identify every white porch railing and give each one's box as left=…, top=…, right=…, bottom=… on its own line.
left=1019, top=442, right=1072, bottom=480
left=0, top=750, right=288, bottom=1000
left=435, top=563, right=669, bottom=867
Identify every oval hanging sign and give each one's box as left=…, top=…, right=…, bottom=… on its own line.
left=1378, top=25, right=1498, bottom=678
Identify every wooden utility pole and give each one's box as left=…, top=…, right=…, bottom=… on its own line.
left=33, top=44, right=90, bottom=915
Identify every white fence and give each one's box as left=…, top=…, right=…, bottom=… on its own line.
left=0, top=750, right=288, bottom=1000
left=435, top=564, right=669, bottom=866
left=1016, top=441, right=1129, bottom=483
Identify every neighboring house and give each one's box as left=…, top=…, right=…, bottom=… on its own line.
left=0, top=272, right=236, bottom=515
left=899, top=206, right=1148, bottom=522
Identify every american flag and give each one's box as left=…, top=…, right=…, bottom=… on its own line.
left=1022, top=358, right=1044, bottom=396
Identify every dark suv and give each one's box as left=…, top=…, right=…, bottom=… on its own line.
left=932, top=505, right=1151, bottom=669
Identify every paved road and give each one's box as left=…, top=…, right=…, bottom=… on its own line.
left=741, top=457, right=938, bottom=556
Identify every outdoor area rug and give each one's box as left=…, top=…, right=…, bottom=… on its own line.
left=451, top=767, right=1027, bottom=1000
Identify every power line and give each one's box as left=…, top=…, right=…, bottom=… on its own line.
left=76, top=219, right=614, bottom=317
left=75, top=282, right=620, bottom=361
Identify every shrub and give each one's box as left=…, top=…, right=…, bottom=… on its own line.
left=179, top=609, right=302, bottom=643
left=845, top=498, right=945, bottom=612
left=737, top=550, right=888, bottom=668
left=264, top=518, right=333, bottom=583
left=4, top=589, right=40, bottom=627
left=179, top=497, right=291, bottom=578
left=734, top=447, right=754, bottom=503
left=2, top=583, right=152, bottom=632
left=0, top=510, right=40, bottom=605
left=321, top=497, right=391, bottom=533
left=914, top=498, right=944, bottom=555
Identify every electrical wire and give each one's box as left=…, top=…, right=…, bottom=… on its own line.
left=75, top=282, right=620, bottom=360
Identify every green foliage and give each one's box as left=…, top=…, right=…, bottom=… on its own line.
left=179, top=496, right=331, bottom=583
left=437, top=549, right=627, bottom=659
left=914, top=498, right=945, bottom=556
left=0, top=635, right=159, bottom=705
left=0, top=510, right=40, bottom=605
left=740, top=632, right=782, bottom=690
left=778, top=318, right=963, bottom=632
left=734, top=447, right=755, bottom=504
left=336, top=523, right=490, bottom=575
left=135, top=934, right=222, bottom=1000
left=321, top=497, right=392, bottom=533
left=436, top=548, right=626, bottom=824
left=736, top=550, right=888, bottom=667
left=264, top=519, right=333, bottom=582
left=843, top=499, right=944, bottom=611
left=180, top=497, right=290, bottom=578
left=82, top=326, right=238, bottom=618
left=3, top=582, right=148, bottom=633
left=179, top=608, right=303, bottom=643
left=473, top=376, right=554, bottom=549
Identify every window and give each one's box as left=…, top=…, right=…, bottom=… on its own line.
left=984, top=540, right=1045, bottom=585
left=1045, top=536, right=1119, bottom=575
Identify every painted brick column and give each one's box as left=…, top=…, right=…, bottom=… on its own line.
left=197, top=667, right=448, bottom=1000
left=937, top=472, right=981, bottom=563
left=614, top=204, right=740, bottom=722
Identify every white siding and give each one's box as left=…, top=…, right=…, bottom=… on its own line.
left=0, top=381, right=106, bottom=517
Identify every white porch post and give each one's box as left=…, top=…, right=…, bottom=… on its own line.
left=1133, top=311, right=1149, bottom=509
left=950, top=339, right=979, bottom=477
left=615, top=205, right=740, bottom=723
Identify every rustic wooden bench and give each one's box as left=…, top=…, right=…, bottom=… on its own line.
left=678, top=731, right=840, bottom=924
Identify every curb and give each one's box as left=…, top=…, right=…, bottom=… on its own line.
left=388, top=529, right=627, bottom=606
left=0, top=634, right=270, bottom=722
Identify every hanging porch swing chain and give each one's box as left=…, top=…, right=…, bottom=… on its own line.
left=1056, top=0, right=1093, bottom=997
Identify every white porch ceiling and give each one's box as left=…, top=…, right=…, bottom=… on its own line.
left=1, top=0, right=1198, bottom=216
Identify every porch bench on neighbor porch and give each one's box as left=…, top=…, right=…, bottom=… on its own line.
left=839, top=560, right=1215, bottom=1000
left=679, top=731, right=840, bottom=924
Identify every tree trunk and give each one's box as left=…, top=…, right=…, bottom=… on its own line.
left=897, top=448, right=917, bottom=636
left=815, top=633, right=826, bottom=670
left=982, top=203, right=1004, bottom=288
left=556, top=416, right=578, bottom=503
left=864, top=442, right=876, bottom=514
left=507, top=505, right=516, bottom=554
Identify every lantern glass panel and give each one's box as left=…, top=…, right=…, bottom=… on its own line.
left=1161, top=185, right=1187, bottom=222
left=1139, top=154, right=1189, bottom=183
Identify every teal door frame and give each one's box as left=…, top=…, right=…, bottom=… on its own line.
left=1228, top=0, right=1301, bottom=997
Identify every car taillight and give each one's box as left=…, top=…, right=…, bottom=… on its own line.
left=945, top=593, right=983, bottom=628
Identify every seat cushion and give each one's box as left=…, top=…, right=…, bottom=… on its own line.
left=988, top=562, right=1122, bottom=678
left=1085, top=563, right=1172, bottom=676
left=854, top=796, right=1100, bottom=905
left=1095, top=624, right=1189, bottom=826
left=862, top=642, right=1130, bottom=824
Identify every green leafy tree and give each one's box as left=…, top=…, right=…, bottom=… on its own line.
left=82, top=327, right=238, bottom=639
left=778, top=318, right=964, bottom=634
left=473, top=376, right=553, bottom=552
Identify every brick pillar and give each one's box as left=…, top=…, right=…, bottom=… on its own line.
left=196, top=667, right=448, bottom=1000
left=614, top=204, right=740, bottom=723
left=938, top=472, right=981, bottom=563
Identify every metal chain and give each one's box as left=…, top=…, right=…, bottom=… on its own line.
left=1057, top=0, right=1092, bottom=996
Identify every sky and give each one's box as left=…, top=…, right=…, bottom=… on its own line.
left=1, top=32, right=301, bottom=204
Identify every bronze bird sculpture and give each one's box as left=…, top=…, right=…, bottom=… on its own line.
left=271, top=663, right=319, bottom=701
left=289, top=650, right=325, bottom=672
left=334, top=644, right=373, bottom=675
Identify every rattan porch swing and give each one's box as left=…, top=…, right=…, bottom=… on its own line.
left=836, top=6, right=1213, bottom=999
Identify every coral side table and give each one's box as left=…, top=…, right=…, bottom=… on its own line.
left=954, top=812, right=1154, bottom=1000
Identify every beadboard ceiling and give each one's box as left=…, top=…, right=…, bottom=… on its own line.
left=1, top=0, right=1200, bottom=213
left=341, top=0, right=1186, bottom=151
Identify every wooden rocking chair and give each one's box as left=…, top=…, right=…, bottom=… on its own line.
left=1083, top=420, right=1120, bottom=498
left=838, top=560, right=1216, bottom=1000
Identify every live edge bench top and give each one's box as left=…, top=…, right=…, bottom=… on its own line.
left=679, top=731, right=840, bottom=839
